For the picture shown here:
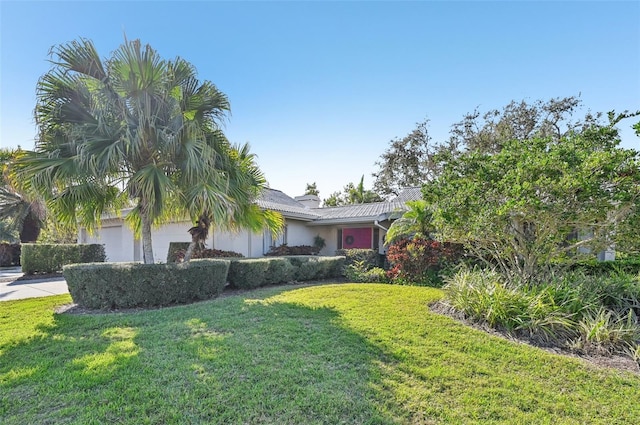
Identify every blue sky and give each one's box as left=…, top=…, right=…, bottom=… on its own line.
left=1, top=1, right=639, bottom=199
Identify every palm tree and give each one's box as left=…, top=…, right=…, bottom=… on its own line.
left=385, top=199, right=434, bottom=244
left=0, top=149, right=46, bottom=243
left=17, top=37, right=282, bottom=263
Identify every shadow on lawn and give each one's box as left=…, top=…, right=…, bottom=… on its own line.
left=0, top=287, right=402, bottom=424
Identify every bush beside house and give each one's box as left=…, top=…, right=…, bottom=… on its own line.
left=64, top=259, right=230, bottom=309
left=21, top=243, right=105, bottom=274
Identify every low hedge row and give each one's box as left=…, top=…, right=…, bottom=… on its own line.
left=64, top=259, right=230, bottom=309
left=227, top=256, right=346, bottom=289
left=21, top=243, right=106, bottom=274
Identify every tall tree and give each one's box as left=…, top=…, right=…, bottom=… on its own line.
left=17, top=37, right=282, bottom=264
left=448, top=96, right=600, bottom=154
left=373, top=119, right=456, bottom=197
left=304, top=182, right=319, bottom=196
left=425, top=117, right=640, bottom=283
left=323, top=175, right=382, bottom=206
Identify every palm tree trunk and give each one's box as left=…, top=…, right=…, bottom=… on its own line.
left=183, top=239, right=197, bottom=262
left=141, top=213, right=154, bottom=264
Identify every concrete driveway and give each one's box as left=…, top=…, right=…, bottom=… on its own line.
left=0, top=267, right=69, bottom=301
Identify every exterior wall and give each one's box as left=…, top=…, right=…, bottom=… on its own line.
left=82, top=219, right=138, bottom=263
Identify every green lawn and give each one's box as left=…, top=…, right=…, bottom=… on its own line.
left=1, top=283, right=639, bottom=424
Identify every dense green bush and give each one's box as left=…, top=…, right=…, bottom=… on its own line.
left=64, top=259, right=230, bottom=309
left=21, top=244, right=106, bottom=274
left=336, top=249, right=379, bottom=268
left=284, top=256, right=345, bottom=281
left=344, top=261, right=388, bottom=283
left=570, top=258, right=640, bottom=275
left=0, top=243, right=20, bottom=266
left=264, top=257, right=295, bottom=285
left=227, top=259, right=271, bottom=289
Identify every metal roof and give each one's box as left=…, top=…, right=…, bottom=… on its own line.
left=256, top=187, right=422, bottom=224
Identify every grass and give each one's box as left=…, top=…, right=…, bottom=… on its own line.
left=1, top=283, right=639, bottom=424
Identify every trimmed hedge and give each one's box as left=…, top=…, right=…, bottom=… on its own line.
left=21, top=243, right=106, bottom=274
left=227, top=259, right=271, bottom=289
left=264, top=257, right=295, bottom=285
left=64, top=259, right=230, bottom=309
left=227, top=256, right=346, bottom=289
left=284, top=255, right=346, bottom=281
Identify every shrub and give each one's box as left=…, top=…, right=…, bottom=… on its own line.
left=336, top=249, right=379, bottom=269
left=0, top=243, right=20, bottom=266
left=444, top=269, right=575, bottom=341
left=63, top=259, right=230, bottom=309
left=572, top=308, right=640, bottom=356
left=266, top=244, right=319, bottom=256
left=570, top=258, right=640, bottom=276
left=386, top=238, right=463, bottom=286
left=167, top=242, right=244, bottom=263
left=344, top=260, right=388, bottom=283
left=264, top=257, right=295, bottom=285
left=227, top=259, right=270, bottom=289
left=281, top=256, right=345, bottom=281
left=21, top=244, right=106, bottom=274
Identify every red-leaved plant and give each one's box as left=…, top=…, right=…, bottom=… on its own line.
left=386, top=238, right=463, bottom=286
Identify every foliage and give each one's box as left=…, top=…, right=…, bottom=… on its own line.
left=264, top=257, right=295, bottom=285
left=4, top=285, right=640, bottom=424
left=266, top=244, right=320, bottom=256
left=443, top=268, right=640, bottom=357
left=304, top=182, right=319, bottom=196
left=425, top=122, right=640, bottom=283
left=323, top=175, right=382, bottom=206
left=344, top=260, right=388, bottom=283
left=227, top=258, right=271, bottom=289
left=373, top=119, right=455, bottom=197
left=0, top=243, right=21, bottom=266
left=448, top=96, right=602, bottom=154
left=21, top=243, right=105, bottom=274
left=283, top=255, right=345, bottom=281
left=313, top=234, right=326, bottom=252
left=384, top=199, right=433, bottom=244
left=0, top=148, right=46, bottom=243
left=16, top=37, right=282, bottom=264
left=63, top=259, right=230, bottom=309
left=36, top=218, right=77, bottom=244
left=335, top=248, right=380, bottom=269
left=386, top=237, right=463, bottom=286
left=167, top=241, right=244, bottom=263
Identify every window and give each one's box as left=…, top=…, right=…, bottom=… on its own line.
left=264, top=225, right=287, bottom=252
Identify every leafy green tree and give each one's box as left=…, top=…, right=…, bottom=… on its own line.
left=425, top=120, right=640, bottom=283
left=17, top=38, right=282, bottom=264
left=373, top=119, right=455, bottom=197
left=304, top=182, right=319, bottom=196
left=323, top=175, right=382, bottom=206
left=448, top=96, right=601, bottom=154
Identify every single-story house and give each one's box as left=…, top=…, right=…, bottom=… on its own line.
left=79, top=187, right=422, bottom=262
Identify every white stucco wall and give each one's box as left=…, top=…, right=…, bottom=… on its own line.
left=82, top=219, right=138, bottom=263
